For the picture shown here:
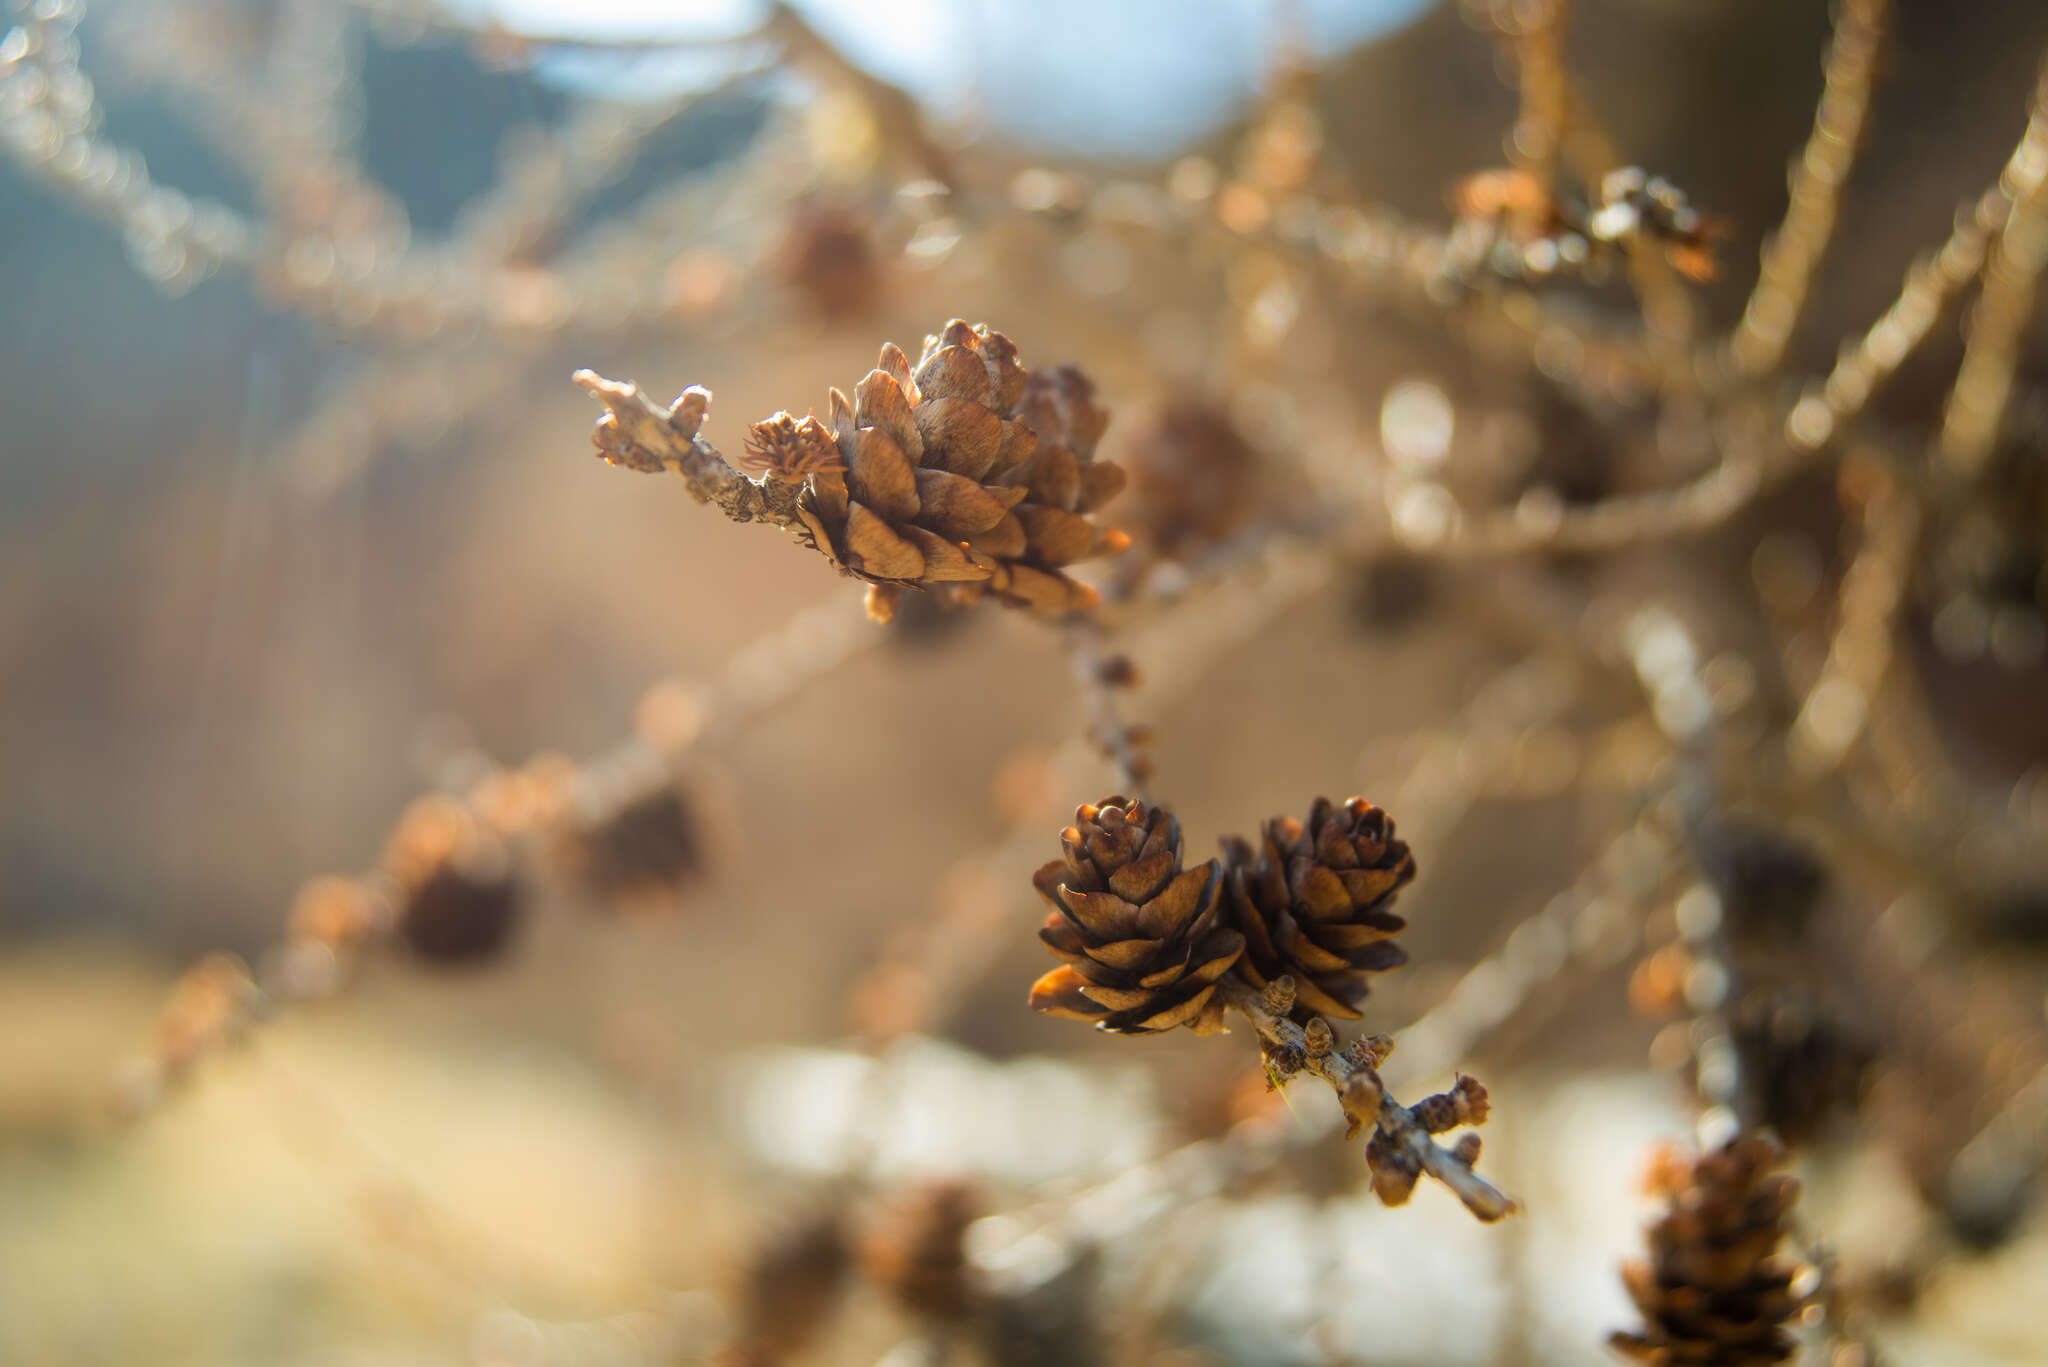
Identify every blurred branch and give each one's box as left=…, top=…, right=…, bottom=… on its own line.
left=1787, top=451, right=1921, bottom=778
left=1726, top=0, right=1888, bottom=381
left=1937, top=55, right=2048, bottom=483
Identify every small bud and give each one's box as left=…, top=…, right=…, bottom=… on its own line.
left=1302, top=1017, right=1334, bottom=1058
left=669, top=385, right=712, bottom=439
left=1412, top=1075, right=1490, bottom=1134
left=1346, top=1033, right=1394, bottom=1071
left=1341, top=1068, right=1384, bottom=1137
left=1261, top=975, right=1297, bottom=1019
left=1451, top=1133, right=1483, bottom=1166
left=1266, top=1040, right=1306, bottom=1077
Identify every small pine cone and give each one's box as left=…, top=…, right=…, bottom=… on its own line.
left=1222, top=797, right=1414, bottom=1022
left=383, top=796, right=523, bottom=967
left=1702, top=824, right=1828, bottom=943
left=1029, top=796, right=1243, bottom=1034
left=1118, top=399, right=1258, bottom=561
left=1610, top=1135, right=1804, bottom=1367
left=860, top=1179, right=982, bottom=1323
left=722, top=1206, right=851, bottom=1365
left=776, top=196, right=880, bottom=322
left=556, top=782, right=705, bottom=909
left=786, top=320, right=1128, bottom=618
left=1723, top=990, right=1873, bottom=1147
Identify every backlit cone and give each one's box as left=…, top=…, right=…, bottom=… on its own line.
left=784, top=321, right=1127, bottom=619
left=1608, top=1136, right=1804, bottom=1367
left=1222, top=797, right=1414, bottom=1023
left=1029, top=796, right=1243, bottom=1035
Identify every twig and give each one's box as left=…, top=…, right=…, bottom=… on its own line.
left=1217, top=975, right=1517, bottom=1222
left=1936, top=55, right=2048, bottom=482
left=573, top=370, right=806, bottom=529
left=1726, top=0, right=1888, bottom=381
left=1787, top=451, right=1921, bottom=777
left=764, top=1, right=954, bottom=190
left=118, top=589, right=878, bottom=1114
left=1507, top=0, right=1571, bottom=192
left=1786, top=186, right=2020, bottom=453
left=1063, top=617, right=1153, bottom=802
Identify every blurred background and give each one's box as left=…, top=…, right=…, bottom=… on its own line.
left=3, top=0, right=2048, bottom=1363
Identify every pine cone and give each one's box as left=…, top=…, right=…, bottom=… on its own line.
left=720, top=1205, right=851, bottom=1367
left=1118, top=398, right=1258, bottom=562
left=383, top=796, right=523, bottom=967
left=1222, top=797, right=1413, bottom=1022
left=777, top=320, right=1127, bottom=620
left=776, top=196, right=880, bottom=322
left=1724, top=990, right=1873, bottom=1147
left=1028, top=796, right=1242, bottom=1034
left=859, top=1179, right=982, bottom=1323
left=557, top=782, right=705, bottom=909
left=1610, top=1136, right=1804, bottom=1367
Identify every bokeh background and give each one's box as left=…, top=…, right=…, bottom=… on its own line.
left=4, top=1, right=2048, bottom=1364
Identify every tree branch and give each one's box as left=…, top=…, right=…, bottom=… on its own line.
left=572, top=369, right=805, bottom=529
left=1217, top=975, right=1517, bottom=1222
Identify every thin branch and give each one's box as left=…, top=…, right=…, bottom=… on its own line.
left=1727, top=0, right=1888, bottom=380
left=1786, top=183, right=2026, bottom=454
left=1063, top=617, right=1153, bottom=802
left=1936, top=55, right=2048, bottom=482
left=573, top=370, right=805, bottom=529
left=1787, top=450, right=1921, bottom=777
left=1217, top=976, right=1517, bottom=1222
left=1507, top=0, right=1571, bottom=191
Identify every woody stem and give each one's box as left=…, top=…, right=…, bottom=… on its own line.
left=573, top=370, right=806, bottom=529
left=1217, top=975, right=1517, bottom=1222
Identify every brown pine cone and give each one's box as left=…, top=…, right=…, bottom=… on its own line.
left=1221, top=797, right=1413, bottom=1022
left=383, top=796, right=523, bottom=967
left=776, top=196, right=880, bottom=322
left=859, top=1179, right=983, bottom=1324
left=720, top=1205, right=851, bottom=1367
left=775, top=320, right=1128, bottom=620
left=1118, top=398, right=1258, bottom=562
left=1029, top=796, right=1243, bottom=1035
left=1610, top=1136, right=1804, bottom=1367
left=1723, top=990, right=1874, bottom=1147
left=556, top=782, right=705, bottom=909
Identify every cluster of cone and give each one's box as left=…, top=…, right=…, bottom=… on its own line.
left=1028, top=794, right=1415, bottom=1034
left=752, top=321, right=1130, bottom=622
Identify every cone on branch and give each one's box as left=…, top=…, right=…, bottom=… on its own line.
left=1222, top=797, right=1414, bottom=1022
left=859, top=1179, right=983, bottom=1324
left=1029, top=796, right=1243, bottom=1034
left=1610, top=1135, right=1805, bottom=1367
left=1117, top=398, right=1260, bottom=564
left=382, top=796, right=523, bottom=967
left=555, top=781, right=706, bottom=910
left=718, top=1204, right=851, bottom=1367
left=776, top=320, right=1128, bottom=621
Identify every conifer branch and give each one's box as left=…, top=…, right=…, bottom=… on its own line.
left=1217, top=975, right=1516, bottom=1222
